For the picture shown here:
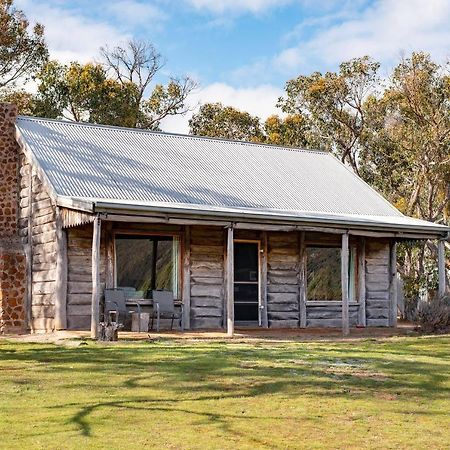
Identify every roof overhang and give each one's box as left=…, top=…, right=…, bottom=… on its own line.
left=56, top=196, right=450, bottom=240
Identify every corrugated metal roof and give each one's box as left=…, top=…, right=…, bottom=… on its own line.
left=15, top=116, right=448, bottom=235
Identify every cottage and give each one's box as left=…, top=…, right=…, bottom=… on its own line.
left=0, top=103, right=448, bottom=336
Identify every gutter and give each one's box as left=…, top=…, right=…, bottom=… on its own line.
left=89, top=199, right=450, bottom=238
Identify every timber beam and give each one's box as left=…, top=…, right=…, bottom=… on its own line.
left=226, top=226, right=234, bottom=336
left=341, top=232, right=350, bottom=336
left=91, top=215, right=101, bottom=339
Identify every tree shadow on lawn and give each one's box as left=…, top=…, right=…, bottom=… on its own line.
left=56, top=396, right=291, bottom=443
left=1, top=339, right=449, bottom=441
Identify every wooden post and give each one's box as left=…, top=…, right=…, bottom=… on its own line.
left=183, top=225, right=191, bottom=329
left=54, top=208, right=67, bottom=330
left=105, top=222, right=114, bottom=289
left=438, top=239, right=447, bottom=298
left=91, top=215, right=101, bottom=339
left=341, top=232, right=349, bottom=336
left=389, top=241, right=397, bottom=327
left=298, top=231, right=307, bottom=328
left=260, top=231, right=268, bottom=328
left=226, top=226, right=234, bottom=336
left=222, top=229, right=227, bottom=329
left=357, top=237, right=366, bottom=327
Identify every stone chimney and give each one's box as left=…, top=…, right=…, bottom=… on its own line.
left=0, top=103, right=26, bottom=333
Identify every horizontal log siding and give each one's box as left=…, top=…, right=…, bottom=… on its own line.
left=59, top=224, right=394, bottom=331
left=267, top=232, right=300, bottom=328
left=18, top=159, right=58, bottom=332
left=306, top=304, right=359, bottom=328
left=190, top=226, right=224, bottom=329
left=66, top=225, right=106, bottom=329
left=365, top=239, right=391, bottom=326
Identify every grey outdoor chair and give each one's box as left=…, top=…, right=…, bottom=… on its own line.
left=150, top=290, right=184, bottom=332
left=104, top=288, right=142, bottom=331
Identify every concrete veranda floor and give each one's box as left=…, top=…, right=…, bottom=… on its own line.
left=1, top=322, right=418, bottom=344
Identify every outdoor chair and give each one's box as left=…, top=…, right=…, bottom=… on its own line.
left=150, top=290, right=184, bottom=332
left=104, top=288, right=142, bottom=331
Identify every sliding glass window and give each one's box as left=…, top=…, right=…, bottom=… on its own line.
left=115, top=234, right=180, bottom=298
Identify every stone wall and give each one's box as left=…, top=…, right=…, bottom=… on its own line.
left=0, top=240, right=26, bottom=333
left=0, top=103, right=27, bottom=333
left=0, top=104, right=20, bottom=237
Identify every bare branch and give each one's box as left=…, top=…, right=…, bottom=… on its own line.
left=101, top=39, right=164, bottom=104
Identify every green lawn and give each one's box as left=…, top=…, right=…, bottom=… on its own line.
left=0, top=336, right=449, bottom=449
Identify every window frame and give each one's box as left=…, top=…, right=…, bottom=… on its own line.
left=113, top=230, right=183, bottom=300
left=305, top=243, right=359, bottom=305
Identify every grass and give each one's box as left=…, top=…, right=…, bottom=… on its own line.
left=0, top=335, right=449, bottom=449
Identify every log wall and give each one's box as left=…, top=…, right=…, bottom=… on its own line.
left=18, top=157, right=58, bottom=332
left=306, top=303, right=359, bottom=328
left=267, top=232, right=300, bottom=328
left=189, top=226, right=224, bottom=329
left=365, top=239, right=391, bottom=327
left=17, top=190, right=394, bottom=334
left=60, top=225, right=393, bottom=331
left=66, top=224, right=107, bottom=330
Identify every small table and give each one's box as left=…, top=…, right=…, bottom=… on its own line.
left=131, top=312, right=150, bottom=332
left=127, top=299, right=152, bottom=332
left=127, top=298, right=183, bottom=332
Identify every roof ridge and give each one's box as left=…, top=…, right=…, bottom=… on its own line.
left=16, top=115, right=329, bottom=156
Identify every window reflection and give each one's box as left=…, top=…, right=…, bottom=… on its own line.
left=115, top=235, right=179, bottom=298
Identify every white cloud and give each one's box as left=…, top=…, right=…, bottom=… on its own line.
left=161, top=82, right=283, bottom=133
left=274, top=0, right=450, bottom=73
left=106, top=1, right=167, bottom=27
left=273, top=48, right=303, bottom=72
left=15, top=0, right=128, bottom=63
left=186, top=0, right=292, bottom=14
left=229, top=59, right=273, bottom=85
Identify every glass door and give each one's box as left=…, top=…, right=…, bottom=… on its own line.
left=234, top=241, right=260, bottom=323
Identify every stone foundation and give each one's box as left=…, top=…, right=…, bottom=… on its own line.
left=0, top=239, right=26, bottom=333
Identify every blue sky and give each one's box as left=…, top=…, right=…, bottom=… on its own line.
left=16, top=0, right=450, bottom=132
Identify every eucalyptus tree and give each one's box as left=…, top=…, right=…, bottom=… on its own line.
left=264, top=114, right=310, bottom=148
left=101, top=39, right=197, bottom=129
left=189, top=102, right=264, bottom=142
left=278, top=56, right=380, bottom=174
left=360, top=53, right=450, bottom=299
left=0, top=0, right=48, bottom=89
left=32, top=61, right=139, bottom=127
left=31, top=40, right=196, bottom=130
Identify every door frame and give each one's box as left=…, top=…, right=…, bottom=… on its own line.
left=233, top=239, right=262, bottom=326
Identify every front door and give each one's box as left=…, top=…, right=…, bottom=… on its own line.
left=234, top=241, right=260, bottom=323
